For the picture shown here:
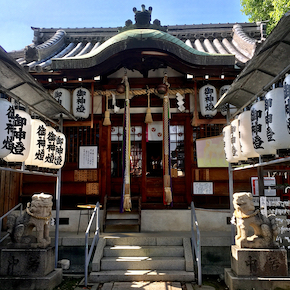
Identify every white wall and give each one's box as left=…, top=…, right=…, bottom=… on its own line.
left=51, top=208, right=232, bottom=233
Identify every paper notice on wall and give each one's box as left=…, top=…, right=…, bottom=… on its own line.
left=79, top=146, right=98, bottom=169
left=251, top=177, right=276, bottom=197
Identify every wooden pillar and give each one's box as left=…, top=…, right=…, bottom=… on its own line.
left=99, top=120, right=111, bottom=201
left=141, top=123, right=147, bottom=203
left=185, top=114, right=192, bottom=204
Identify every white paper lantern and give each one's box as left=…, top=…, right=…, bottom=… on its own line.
left=53, top=88, right=71, bottom=118
left=199, top=84, right=217, bottom=117
left=251, top=100, right=276, bottom=156
left=51, top=132, right=66, bottom=169
left=230, top=119, right=247, bottom=162
left=0, top=98, right=14, bottom=158
left=265, top=87, right=290, bottom=152
left=238, top=111, right=259, bottom=159
left=223, top=125, right=237, bottom=163
left=25, top=119, right=46, bottom=166
left=284, top=74, right=290, bottom=134
left=219, top=85, right=237, bottom=116
left=4, top=109, right=32, bottom=162
left=39, top=126, right=56, bottom=168
left=72, top=87, right=91, bottom=118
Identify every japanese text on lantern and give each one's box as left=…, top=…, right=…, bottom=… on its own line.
left=46, top=131, right=56, bottom=164
left=76, top=89, right=87, bottom=113
left=54, top=135, right=64, bottom=166
left=204, top=87, right=215, bottom=111
left=251, top=108, right=264, bottom=150
left=35, top=124, right=46, bottom=161
left=2, top=106, right=15, bottom=152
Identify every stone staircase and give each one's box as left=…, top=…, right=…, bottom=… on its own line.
left=103, top=195, right=141, bottom=232
left=89, top=236, right=195, bottom=283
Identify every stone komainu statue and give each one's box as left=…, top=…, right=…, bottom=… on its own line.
left=232, top=192, right=279, bottom=249
left=7, top=193, right=53, bottom=248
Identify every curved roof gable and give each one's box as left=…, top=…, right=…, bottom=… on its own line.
left=51, top=28, right=235, bottom=71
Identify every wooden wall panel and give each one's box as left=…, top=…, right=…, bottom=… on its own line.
left=0, top=170, right=21, bottom=228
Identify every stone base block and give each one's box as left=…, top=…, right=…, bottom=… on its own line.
left=0, top=268, right=62, bottom=290
left=225, top=268, right=290, bottom=290
left=231, top=245, right=288, bottom=277
left=0, top=247, right=55, bottom=277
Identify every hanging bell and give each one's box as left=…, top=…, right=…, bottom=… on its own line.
left=116, top=83, right=125, bottom=94
left=157, top=84, right=167, bottom=95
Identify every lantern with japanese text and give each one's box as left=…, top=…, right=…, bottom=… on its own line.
left=51, top=132, right=66, bottom=169
left=0, top=98, right=14, bottom=158
left=53, top=88, right=71, bottom=118
left=265, top=87, right=290, bottom=154
left=72, top=88, right=91, bottom=119
left=251, top=100, right=276, bottom=156
left=223, top=125, right=237, bottom=163
left=25, top=119, right=46, bottom=166
left=238, top=111, right=259, bottom=159
left=230, top=119, right=247, bottom=162
left=39, top=126, right=56, bottom=168
left=4, top=109, right=31, bottom=162
left=219, top=85, right=237, bottom=116
left=199, top=84, right=217, bottom=117
left=284, top=74, right=290, bottom=134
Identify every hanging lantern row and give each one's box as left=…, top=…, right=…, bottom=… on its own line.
left=53, top=87, right=91, bottom=119
left=223, top=74, right=290, bottom=163
left=0, top=98, right=66, bottom=169
left=199, top=84, right=237, bottom=118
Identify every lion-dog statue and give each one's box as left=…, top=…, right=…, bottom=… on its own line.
left=7, top=193, right=53, bottom=248
left=232, top=192, right=278, bottom=249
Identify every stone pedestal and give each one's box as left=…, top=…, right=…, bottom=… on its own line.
left=231, top=245, right=288, bottom=277
left=225, top=246, right=290, bottom=290
left=0, top=247, right=62, bottom=290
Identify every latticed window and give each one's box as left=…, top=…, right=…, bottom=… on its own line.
left=170, top=125, right=185, bottom=176
left=63, top=125, right=99, bottom=163
left=111, top=126, right=142, bottom=177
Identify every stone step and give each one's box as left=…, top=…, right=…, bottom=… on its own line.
left=105, top=237, right=183, bottom=246
left=106, top=211, right=139, bottom=219
left=88, top=270, right=195, bottom=283
left=101, top=256, right=186, bottom=271
left=105, top=219, right=140, bottom=226
left=103, top=245, right=184, bottom=257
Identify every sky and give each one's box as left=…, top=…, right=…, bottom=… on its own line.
left=0, top=0, right=248, bottom=52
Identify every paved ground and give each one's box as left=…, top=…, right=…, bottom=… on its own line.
left=54, top=275, right=226, bottom=290
left=74, top=281, right=217, bottom=290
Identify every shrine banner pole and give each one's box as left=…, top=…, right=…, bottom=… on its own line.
left=121, top=74, right=132, bottom=212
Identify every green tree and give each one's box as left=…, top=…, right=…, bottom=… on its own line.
left=240, top=0, right=290, bottom=34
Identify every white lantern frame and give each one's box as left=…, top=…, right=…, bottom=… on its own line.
left=4, top=109, right=32, bottom=163
left=199, top=84, right=217, bottom=117
left=72, top=87, right=91, bottom=119
left=25, top=119, right=47, bottom=166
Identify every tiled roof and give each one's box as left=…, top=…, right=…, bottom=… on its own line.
left=9, top=22, right=265, bottom=72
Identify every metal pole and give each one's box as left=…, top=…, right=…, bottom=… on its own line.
left=54, top=169, right=61, bottom=268
left=228, top=163, right=235, bottom=245
left=226, top=106, right=235, bottom=245
left=55, top=116, right=63, bottom=268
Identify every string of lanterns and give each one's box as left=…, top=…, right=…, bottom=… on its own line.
left=0, top=97, right=66, bottom=169
left=223, top=74, right=290, bottom=164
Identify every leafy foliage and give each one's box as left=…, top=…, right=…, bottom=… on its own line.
left=240, top=0, right=290, bottom=34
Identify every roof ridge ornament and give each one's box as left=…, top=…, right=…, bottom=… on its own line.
left=119, top=5, right=167, bottom=32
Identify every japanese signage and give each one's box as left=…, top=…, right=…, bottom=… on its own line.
left=79, top=146, right=98, bottom=169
